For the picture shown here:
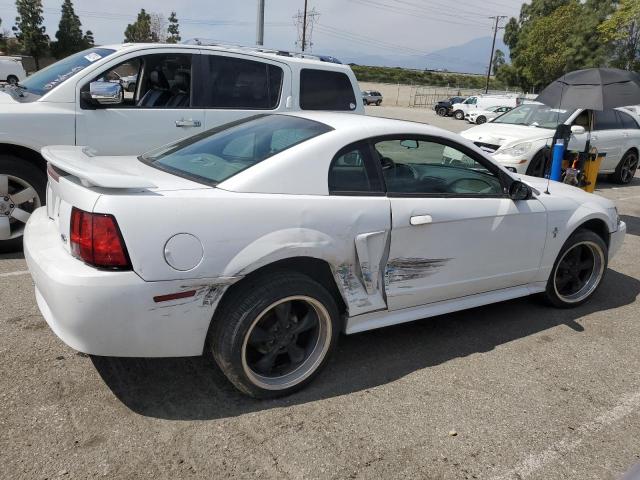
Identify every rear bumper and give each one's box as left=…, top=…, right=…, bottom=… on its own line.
left=24, top=207, right=221, bottom=357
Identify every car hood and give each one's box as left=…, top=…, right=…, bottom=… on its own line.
left=461, top=123, right=555, bottom=148
left=519, top=173, right=615, bottom=210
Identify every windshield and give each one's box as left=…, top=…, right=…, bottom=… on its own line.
left=493, top=103, right=573, bottom=129
left=20, top=48, right=116, bottom=96
left=142, top=115, right=333, bottom=185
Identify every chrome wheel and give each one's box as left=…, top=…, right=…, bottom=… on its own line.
left=553, top=241, right=605, bottom=304
left=620, top=152, right=638, bottom=184
left=241, top=295, right=332, bottom=390
left=0, top=174, right=41, bottom=240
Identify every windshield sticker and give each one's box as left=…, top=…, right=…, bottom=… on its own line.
left=43, top=66, right=85, bottom=90
left=84, top=52, right=102, bottom=62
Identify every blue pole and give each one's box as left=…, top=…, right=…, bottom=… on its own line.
left=550, top=140, right=564, bottom=181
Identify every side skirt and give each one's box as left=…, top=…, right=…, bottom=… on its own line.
left=345, top=283, right=546, bottom=335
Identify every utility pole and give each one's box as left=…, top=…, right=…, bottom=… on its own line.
left=485, top=15, right=507, bottom=94
left=301, top=0, right=309, bottom=51
left=256, top=0, right=265, bottom=45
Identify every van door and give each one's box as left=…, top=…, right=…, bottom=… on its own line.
left=195, top=52, right=292, bottom=131
left=76, top=49, right=204, bottom=155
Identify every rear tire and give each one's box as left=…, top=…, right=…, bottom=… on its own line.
left=208, top=271, right=341, bottom=398
left=6, top=75, right=18, bottom=85
left=436, top=106, right=447, bottom=116
left=543, top=229, right=607, bottom=308
left=0, top=155, right=46, bottom=252
left=363, top=100, right=368, bottom=106
left=375, top=100, right=381, bottom=106
left=610, top=150, right=638, bottom=184
left=454, top=110, right=465, bottom=120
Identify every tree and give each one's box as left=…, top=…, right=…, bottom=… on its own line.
left=50, top=0, right=83, bottom=59
left=82, top=29, right=94, bottom=48
left=167, top=11, right=180, bottom=43
left=492, top=49, right=505, bottom=75
left=124, top=9, right=154, bottom=43
left=13, top=0, right=49, bottom=70
left=599, top=0, right=640, bottom=69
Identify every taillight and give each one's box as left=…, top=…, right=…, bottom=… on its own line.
left=70, top=207, right=131, bottom=270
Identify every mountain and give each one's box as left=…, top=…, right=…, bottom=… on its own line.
left=335, top=36, right=510, bottom=74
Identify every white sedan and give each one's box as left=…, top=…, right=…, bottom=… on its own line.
left=465, top=105, right=512, bottom=124
left=24, top=113, right=626, bottom=398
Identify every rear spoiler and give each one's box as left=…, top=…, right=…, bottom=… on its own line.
left=41, top=146, right=157, bottom=189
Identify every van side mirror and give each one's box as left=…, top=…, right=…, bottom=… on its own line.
left=86, top=81, right=123, bottom=106
left=571, top=125, right=586, bottom=135
left=509, top=180, right=532, bottom=201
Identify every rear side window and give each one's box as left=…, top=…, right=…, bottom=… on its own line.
left=142, top=115, right=332, bottom=185
left=594, top=109, right=621, bottom=130
left=618, top=110, right=640, bottom=129
left=198, top=55, right=283, bottom=109
left=300, top=69, right=356, bottom=111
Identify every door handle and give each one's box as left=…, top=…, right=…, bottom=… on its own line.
left=410, top=215, right=433, bottom=226
left=175, top=119, right=201, bottom=128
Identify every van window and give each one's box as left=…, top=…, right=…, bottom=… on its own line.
left=300, top=69, right=356, bottom=111
left=198, top=55, right=283, bottom=109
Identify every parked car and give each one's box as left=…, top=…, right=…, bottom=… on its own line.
left=451, top=94, right=521, bottom=120
left=362, top=90, right=383, bottom=105
left=0, top=43, right=363, bottom=248
left=434, top=96, right=466, bottom=117
left=465, top=105, right=512, bottom=124
left=461, top=102, right=640, bottom=183
left=0, top=56, right=26, bottom=84
left=25, top=112, right=625, bottom=398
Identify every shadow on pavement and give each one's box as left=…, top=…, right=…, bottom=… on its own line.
left=92, top=269, right=640, bottom=421
left=595, top=175, right=640, bottom=190
left=621, top=214, right=640, bottom=237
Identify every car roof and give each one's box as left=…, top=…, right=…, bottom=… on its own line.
left=101, top=43, right=351, bottom=69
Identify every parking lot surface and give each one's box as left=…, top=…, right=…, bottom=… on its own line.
left=2, top=107, right=640, bottom=480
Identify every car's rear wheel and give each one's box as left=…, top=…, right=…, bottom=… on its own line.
left=476, top=116, right=487, bottom=125
left=363, top=100, right=368, bottom=106
left=208, top=271, right=340, bottom=398
left=375, top=100, right=381, bottom=106
left=6, top=75, right=18, bottom=85
left=0, top=155, right=46, bottom=252
left=454, top=110, right=465, bottom=120
left=436, top=106, right=448, bottom=116
left=611, top=150, right=638, bottom=184
left=544, top=229, right=607, bottom=308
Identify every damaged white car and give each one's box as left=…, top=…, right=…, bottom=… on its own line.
left=24, top=113, right=626, bottom=398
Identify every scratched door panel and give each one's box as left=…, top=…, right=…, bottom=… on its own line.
left=385, top=196, right=547, bottom=310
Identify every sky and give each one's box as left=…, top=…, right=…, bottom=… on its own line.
left=0, top=0, right=525, bottom=67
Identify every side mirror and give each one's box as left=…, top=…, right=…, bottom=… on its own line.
left=571, top=125, right=586, bottom=135
left=509, top=180, right=532, bottom=201
left=87, top=81, right=123, bottom=106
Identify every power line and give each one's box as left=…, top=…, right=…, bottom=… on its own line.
left=293, top=5, right=319, bottom=51
left=485, top=15, right=507, bottom=93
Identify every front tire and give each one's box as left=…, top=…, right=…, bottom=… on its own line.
left=454, top=110, right=465, bottom=120
left=6, top=75, right=18, bottom=85
left=611, top=150, right=638, bottom=184
left=525, top=150, right=546, bottom=178
left=0, top=155, right=47, bottom=252
left=476, top=115, right=487, bottom=125
left=543, top=229, right=608, bottom=308
left=436, top=106, right=448, bottom=116
left=208, top=271, right=340, bottom=398
left=375, top=99, right=382, bottom=106
left=363, top=100, right=368, bottom=106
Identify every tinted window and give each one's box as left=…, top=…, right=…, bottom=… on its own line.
left=618, top=110, right=640, bottom=129
left=374, top=138, right=502, bottom=195
left=198, top=55, right=283, bottom=109
left=21, top=48, right=115, bottom=96
left=300, top=69, right=356, bottom=111
left=594, top=109, right=621, bottom=130
left=493, top=103, right=573, bottom=129
left=329, top=143, right=374, bottom=193
left=142, top=115, right=332, bottom=184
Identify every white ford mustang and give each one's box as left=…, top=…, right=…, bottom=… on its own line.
left=24, top=112, right=626, bottom=398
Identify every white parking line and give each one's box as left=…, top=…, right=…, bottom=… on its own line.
left=0, top=270, right=30, bottom=278
left=491, top=389, right=640, bottom=480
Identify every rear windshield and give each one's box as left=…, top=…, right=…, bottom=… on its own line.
left=20, top=48, right=116, bottom=96
left=141, top=115, right=333, bottom=185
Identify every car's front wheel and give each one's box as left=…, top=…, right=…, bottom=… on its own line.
left=454, top=110, right=465, bottom=120
left=6, top=75, right=18, bottom=85
left=611, top=150, right=638, bottom=184
left=436, top=106, right=447, bottom=116
left=525, top=150, right=546, bottom=177
left=363, top=100, right=368, bottom=106
left=476, top=115, right=487, bottom=124
left=208, top=271, right=340, bottom=398
left=375, top=100, right=381, bottom=106
left=544, top=229, right=608, bottom=308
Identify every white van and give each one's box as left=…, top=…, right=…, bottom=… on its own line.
left=451, top=94, right=521, bottom=120
left=0, top=56, right=26, bottom=84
